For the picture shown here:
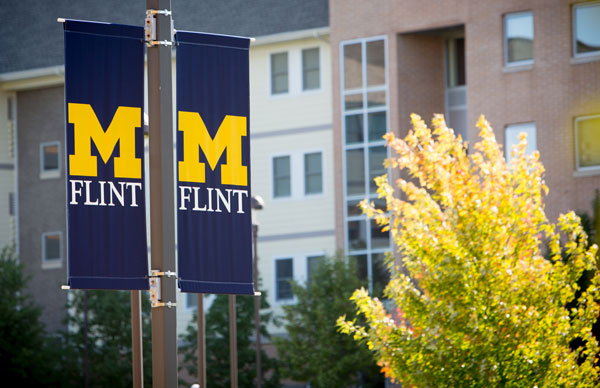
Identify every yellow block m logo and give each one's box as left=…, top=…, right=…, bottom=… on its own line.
left=68, top=103, right=142, bottom=179
left=178, top=112, right=247, bottom=186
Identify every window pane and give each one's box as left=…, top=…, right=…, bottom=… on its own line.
left=505, top=12, right=533, bottom=63
left=505, top=122, right=537, bottom=162
left=186, top=293, right=197, bottom=309
left=345, top=93, right=363, bottom=110
left=346, top=149, right=365, bottom=195
left=307, top=255, right=325, bottom=281
left=345, top=114, right=364, bottom=144
left=271, top=53, right=288, bottom=94
left=304, top=152, right=322, bottom=194
left=273, top=156, right=291, bottom=197
left=368, top=111, right=387, bottom=141
left=371, top=220, right=390, bottom=249
left=276, top=258, right=293, bottom=300
left=372, top=253, right=391, bottom=297
left=577, top=116, right=600, bottom=168
left=446, top=38, right=466, bottom=87
left=45, top=234, right=60, bottom=261
left=344, top=43, right=362, bottom=90
left=347, top=200, right=362, bottom=216
left=348, top=220, right=367, bottom=250
left=367, top=91, right=386, bottom=108
left=349, top=255, right=368, bottom=281
left=369, top=146, right=387, bottom=193
left=575, top=4, right=600, bottom=55
left=43, top=144, right=59, bottom=171
left=367, top=40, right=385, bottom=86
left=302, top=48, right=320, bottom=90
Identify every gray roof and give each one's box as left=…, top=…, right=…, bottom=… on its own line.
left=0, top=0, right=329, bottom=75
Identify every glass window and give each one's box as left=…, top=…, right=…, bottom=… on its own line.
left=304, top=152, right=323, bottom=195
left=575, top=115, right=600, bottom=170
left=346, top=149, right=365, bottom=196
left=574, top=2, right=600, bottom=57
left=186, top=293, right=197, bottom=310
left=345, top=93, right=363, bottom=110
left=271, top=52, right=288, bottom=94
left=307, top=255, right=325, bottom=282
left=344, top=43, right=363, bottom=90
left=446, top=38, right=466, bottom=87
left=372, top=253, right=391, bottom=298
left=367, top=91, right=386, bottom=108
left=371, top=220, right=390, bottom=249
left=368, top=111, right=387, bottom=141
left=41, top=142, right=60, bottom=174
left=273, top=156, right=291, bottom=198
left=505, top=122, right=537, bottom=162
left=42, top=232, right=62, bottom=263
left=349, top=255, right=368, bottom=281
left=345, top=114, right=364, bottom=144
left=302, top=48, right=320, bottom=90
left=504, top=12, right=534, bottom=65
left=348, top=220, right=367, bottom=250
left=276, top=258, right=294, bottom=300
left=369, top=146, right=387, bottom=193
left=367, top=40, right=385, bottom=86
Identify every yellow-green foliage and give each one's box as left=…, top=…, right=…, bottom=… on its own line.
left=338, top=114, right=600, bottom=387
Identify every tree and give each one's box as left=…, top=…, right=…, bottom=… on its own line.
left=338, top=114, right=600, bottom=387
left=180, top=292, right=280, bottom=388
left=0, top=245, right=61, bottom=385
left=59, top=289, right=153, bottom=387
left=274, top=257, right=384, bottom=388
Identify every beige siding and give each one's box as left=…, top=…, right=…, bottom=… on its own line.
left=0, top=90, right=15, bottom=249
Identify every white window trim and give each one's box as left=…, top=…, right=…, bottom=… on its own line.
left=572, top=1, right=600, bottom=60
left=40, top=141, right=61, bottom=179
left=503, top=11, right=534, bottom=67
left=270, top=51, right=289, bottom=96
left=274, top=257, right=295, bottom=302
left=270, top=148, right=326, bottom=201
left=41, top=231, right=63, bottom=269
left=305, top=251, right=326, bottom=283
left=574, top=114, right=600, bottom=173
left=269, top=44, right=324, bottom=98
left=301, top=47, right=322, bottom=93
left=504, top=121, right=537, bottom=162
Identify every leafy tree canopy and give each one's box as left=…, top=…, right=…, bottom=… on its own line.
left=339, top=114, right=600, bottom=387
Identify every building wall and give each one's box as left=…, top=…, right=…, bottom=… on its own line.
left=331, top=0, right=600, bottom=251
left=17, top=85, right=67, bottom=333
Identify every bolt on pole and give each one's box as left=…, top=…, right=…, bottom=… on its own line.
left=146, top=0, right=178, bottom=386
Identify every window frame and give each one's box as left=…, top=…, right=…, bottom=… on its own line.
left=572, top=1, right=600, bottom=59
left=303, top=151, right=323, bottom=196
left=574, top=114, right=600, bottom=173
left=272, top=154, right=292, bottom=199
left=274, top=257, right=294, bottom=301
left=41, top=231, right=63, bottom=269
left=301, top=47, right=321, bottom=91
left=185, top=293, right=198, bottom=311
left=270, top=51, right=289, bottom=95
left=306, top=253, right=326, bottom=283
left=40, top=141, right=61, bottom=179
left=503, top=11, right=534, bottom=67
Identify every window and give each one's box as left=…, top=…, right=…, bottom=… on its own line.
left=273, top=156, right=291, bottom=198
left=275, top=258, right=293, bottom=300
left=504, top=12, right=534, bottom=65
left=40, top=141, right=60, bottom=178
left=271, top=52, right=289, bottom=94
left=573, top=2, right=600, bottom=58
left=302, top=48, right=320, bottom=90
left=342, top=37, right=390, bottom=295
left=307, top=255, right=325, bottom=282
left=575, top=114, right=600, bottom=171
left=446, top=37, right=466, bottom=87
left=42, top=232, right=62, bottom=268
left=304, top=152, right=323, bottom=194
left=186, top=293, right=197, bottom=310
left=505, top=122, right=537, bottom=162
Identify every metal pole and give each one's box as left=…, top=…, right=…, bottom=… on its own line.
left=197, top=294, right=206, bottom=388
left=253, top=223, right=262, bottom=388
left=147, top=0, right=177, bottom=386
left=229, top=295, right=238, bottom=388
left=131, top=290, right=144, bottom=388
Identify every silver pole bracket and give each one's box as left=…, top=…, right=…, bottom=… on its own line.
left=146, top=9, right=172, bottom=16
left=149, top=270, right=177, bottom=308
left=145, top=10, right=175, bottom=47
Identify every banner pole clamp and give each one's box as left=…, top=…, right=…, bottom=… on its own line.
left=145, top=10, right=174, bottom=47
left=149, top=270, right=177, bottom=308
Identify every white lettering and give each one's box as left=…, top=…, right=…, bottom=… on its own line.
left=70, top=180, right=83, bottom=205
left=84, top=180, right=99, bottom=205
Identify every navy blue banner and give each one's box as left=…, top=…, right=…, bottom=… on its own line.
left=176, top=31, right=254, bottom=295
left=64, top=20, right=148, bottom=290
